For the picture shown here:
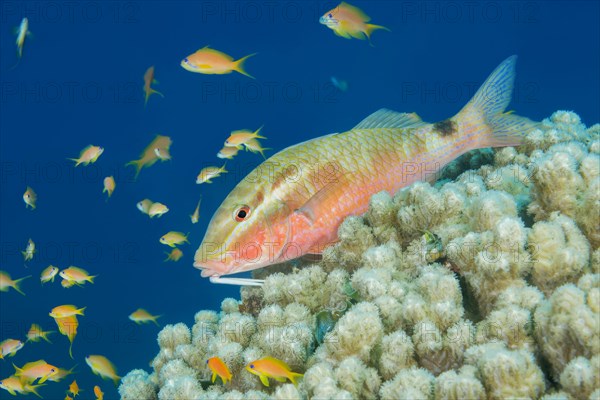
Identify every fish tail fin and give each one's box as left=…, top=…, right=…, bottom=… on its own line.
left=152, top=315, right=161, bottom=327
left=68, top=340, right=74, bottom=359
left=364, top=23, right=390, bottom=46
left=233, top=53, right=257, bottom=79
left=42, top=332, right=54, bottom=343
left=288, top=372, right=304, bottom=386
left=253, top=125, right=266, bottom=139
left=26, top=383, right=45, bottom=398
left=112, top=376, right=121, bottom=387
left=67, top=157, right=81, bottom=166
left=152, top=88, right=164, bottom=98
left=125, top=160, right=142, bottom=179
left=455, top=55, right=539, bottom=149
left=79, top=306, right=87, bottom=315
left=88, top=275, right=98, bottom=284
left=13, top=275, right=31, bottom=295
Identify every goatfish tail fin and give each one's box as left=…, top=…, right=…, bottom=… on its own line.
left=234, top=53, right=257, bottom=79
left=454, top=55, right=539, bottom=150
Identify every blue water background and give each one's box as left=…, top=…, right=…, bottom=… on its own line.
left=1, top=1, right=598, bottom=398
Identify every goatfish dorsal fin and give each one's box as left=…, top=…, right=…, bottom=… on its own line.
left=353, top=108, right=427, bottom=129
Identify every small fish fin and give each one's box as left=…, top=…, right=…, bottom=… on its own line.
left=5, top=388, right=16, bottom=396
left=27, top=383, right=45, bottom=399
left=273, top=376, right=287, bottom=383
left=295, top=169, right=353, bottom=224
left=68, top=341, right=74, bottom=359
left=455, top=55, right=540, bottom=148
left=112, top=376, right=121, bottom=387
left=288, top=372, right=304, bottom=386
left=334, top=26, right=353, bottom=39
left=353, top=109, right=427, bottom=130
left=365, top=23, right=390, bottom=38
left=13, top=362, right=22, bottom=374
left=67, top=158, right=81, bottom=166
left=151, top=88, right=164, bottom=98
left=211, top=371, right=217, bottom=383
left=125, top=160, right=143, bottom=179
left=87, top=275, right=98, bottom=283
left=13, top=275, right=31, bottom=295
left=259, top=374, right=270, bottom=387
left=253, top=125, right=266, bottom=139
left=233, top=53, right=257, bottom=79
left=152, top=315, right=161, bottom=327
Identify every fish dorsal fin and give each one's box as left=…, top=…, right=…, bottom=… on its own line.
left=353, top=109, right=427, bottom=130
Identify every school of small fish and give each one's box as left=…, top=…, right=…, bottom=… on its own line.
left=1, top=1, right=538, bottom=395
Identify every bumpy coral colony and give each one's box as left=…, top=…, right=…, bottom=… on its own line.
left=120, top=111, right=600, bottom=399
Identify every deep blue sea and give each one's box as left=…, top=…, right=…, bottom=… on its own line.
left=0, top=1, right=598, bottom=399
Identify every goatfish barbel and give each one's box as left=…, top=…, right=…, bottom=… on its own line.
left=194, top=56, right=538, bottom=286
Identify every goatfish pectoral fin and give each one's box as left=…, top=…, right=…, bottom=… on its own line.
left=295, top=169, right=354, bottom=224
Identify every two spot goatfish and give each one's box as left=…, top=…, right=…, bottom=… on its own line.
left=319, top=2, right=390, bottom=45
left=181, top=46, right=256, bottom=79
left=193, top=56, right=538, bottom=286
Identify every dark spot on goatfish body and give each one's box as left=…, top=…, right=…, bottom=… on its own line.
left=433, top=119, right=458, bottom=136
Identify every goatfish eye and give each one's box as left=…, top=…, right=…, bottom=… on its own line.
left=235, top=205, right=251, bottom=222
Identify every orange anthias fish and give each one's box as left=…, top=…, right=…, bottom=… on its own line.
left=245, top=357, right=303, bottom=387
left=126, top=135, right=172, bottom=179
left=13, top=360, right=59, bottom=384
left=164, top=248, right=183, bottom=262
left=129, top=308, right=161, bottom=326
left=0, top=339, right=24, bottom=359
left=319, top=1, right=390, bottom=45
left=224, top=127, right=265, bottom=147
left=181, top=46, right=256, bottom=79
left=94, top=385, right=104, bottom=400
left=194, top=56, right=538, bottom=285
left=68, top=145, right=104, bottom=166
left=26, top=324, right=54, bottom=343
left=143, top=66, right=164, bottom=106
left=50, top=305, right=86, bottom=319
left=207, top=356, right=232, bottom=384
left=103, top=176, right=116, bottom=199
left=23, top=186, right=37, bottom=209
left=68, top=380, right=80, bottom=397
left=53, top=315, right=79, bottom=359
left=85, top=355, right=120, bottom=386
left=0, top=375, right=43, bottom=397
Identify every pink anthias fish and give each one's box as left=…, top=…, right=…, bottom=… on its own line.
left=194, top=56, right=538, bottom=286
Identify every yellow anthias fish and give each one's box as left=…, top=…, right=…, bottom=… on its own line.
left=137, top=199, right=154, bottom=215
left=23, top=186, right=37, bottom=209
left=0, top=375, right=43, bottom=398
left=193, top=56, right=538, bottom=285
left=129, top=308, right=161, bottom=326
left=319, top=2, right=390, bottom=45
left=148, top=202, right=169, bottom=218
left=244, top=138, right=271, bottom=160
left=224, top=126, right=265, bottom=147
left=217, top=145, right=240, bottom=160
left=26, top=324, right=54, bottom=343
left=68, top=380, right=80, bottom=397
left=46, top=365, right=77, bottom=382
left=126, top=135, right=172, bottom=179
left=94, top=385, right=104, bottom=400
left=245, top=357, right=303, bottom=387
left=59, top=267, right=97, bottom=285
left=143, top=66, right=164, bottom=106
left=13, top=18, right=32, bottom=63
left=68, top=145, right=104, bottom=166
left=103, top=176, right=116, bottom=199
left=13, top=360, right=59, bottom=384
left=196, top=164, right=227, bottom=184
left=0, top=271, right=30, bottom=295
left=190, top=198, right=202, bottom=224
left=49, top=305, right=86, bottom=319
left=164, top=248, right=183, bottom=262
left=53, top=315, right=79, bottom=359
left=159, top=231, right=189, bottom=247
left=85, top=355, right=120, bottom=386
left=0, top=339, right=24, bottom=359
left=207, top=356, right=232, bottom=384
left=22, top=238, right=35, bottom=261
left=40, top=265, right=59, bottom=284
left=181, top=46, right=256, bottom=79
